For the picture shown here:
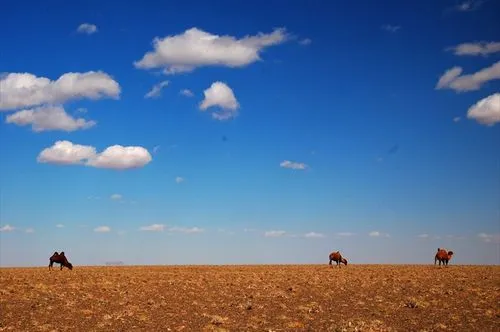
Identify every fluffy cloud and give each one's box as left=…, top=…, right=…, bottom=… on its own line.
left=466, top=93, right=500, bottom=126
left=199, top=82, right=239, bottom=120
left=417, top=234, right=430, bottom=238
left=175, top=176, right=184, bottom=184
left=304, top=232, right=325, bottom=238
left=77, top=23, right=98, bottom=34
left=0, top=224, right=15, bottom=232
left=180, top=89, right=194, bottom=97
left=0, top=71, right=120, bottom=111
left=448, top=41, right=500, bottom=56
left=37, top=141, right=152, bottom=169
left=454, top=1, right=483, bottom=12
left=145, top=80, right=169, bottom=98
left=56, top=224, right=64, bottom=228
left=94, top=226, right=111, bottom=233
left=25, top=228, right=35, bottom=233
left=435, top=61, right=500, bottom=92
left=168, top=226, right=204, bottom=234
left=280, top=160, right=308, bottom=170
left=134, top=27, right=288, bottom=74
left=87, top=145, right=153, bottom=169
left=264, top=230, right=287, bottom=237
left=140, top=224, right=165, bottom=232
left=110, top=194, right=122, bottom=200
left=336, top=232, right=355, bottom=237
left=5, top=105, right=95, bottom=132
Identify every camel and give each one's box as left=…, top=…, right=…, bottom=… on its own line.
left=434, top=248, right=454, bottom=266
left=329, top=251, right=348, bottom=268
left=49, top=251, right=73, bottom=270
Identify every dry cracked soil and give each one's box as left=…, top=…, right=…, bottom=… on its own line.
left=1, top=265, right=499, bottom=331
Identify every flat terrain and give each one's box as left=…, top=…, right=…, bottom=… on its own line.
left=1, top=265, right=499, bottom=331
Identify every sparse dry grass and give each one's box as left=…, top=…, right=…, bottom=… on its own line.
left=1, top=265, right=499, bottom=331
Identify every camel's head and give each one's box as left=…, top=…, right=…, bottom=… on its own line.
left=67, top=262, right=73, bottom=270
left=342, top=258, right=348, bottom=265
left=447, top=251, right=454, bottom=258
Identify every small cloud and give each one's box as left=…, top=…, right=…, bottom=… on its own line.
left=25, top=228, right=35, bottom=233
left=435, top=61, right=500, bottom=92
left=299, top=38, right=312, bottom=46
left=56, top=224, right=64, bottom=228
left=264, top=230, right=287, bottom=238
left=381, top=24, right=401, bottom=33
left=199, top=81, right=240, bottom=121
left=152, top=145, right=160, bottom=154
left=376, top=157, right=384, bottom=163
left=218, top=228, right=235, bottom=235
left=453, top=116, right=461, bottom=122
left=168, top=226, right=204, bottom=234
left=76, top=108, right=88, bottom=114
left=477, top=233, right=500, bottom=243
left=175, top=176, right=184, bottom=184
left=369, top=231, right=390, bottom=237
left=447, top=41, right=500, bottom=56
left=280, top=160, right=308, bottom=170
left=0, top=224, right=15, bottom=232
left=455, top=0, right=483, bottom=12
left=145, top=80, right=169, bottom=99
left=336, top=232, right=355, bottom=237
left=77, top=23, right=98, bottom=35
left=466, top=93, right=500, bottom=126
left=110, top=194, right=122, bottom=200
left=94, top=226, right=111, bottom=233
left=304, top=232, right=325, bottom=238
left=243, top=228, right=258, bottom=233
left=180, top=89, right=194, bottom=97
left=140, top=224, right=165, bottom=232
left=417, top=233, right=429, bottom=238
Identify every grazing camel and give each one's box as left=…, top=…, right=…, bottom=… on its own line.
left=434, top=248, right=454, bottom=266
left=49, top=251, right=73, bottom=270
left=329, top=251, right=348, bottom=268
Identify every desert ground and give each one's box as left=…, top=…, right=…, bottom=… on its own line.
left=1, top=264, right=499, bottom=331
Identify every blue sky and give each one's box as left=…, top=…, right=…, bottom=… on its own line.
left=1, top=0, right=499, bottom=266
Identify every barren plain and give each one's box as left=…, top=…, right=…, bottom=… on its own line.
left=1, top=265, right=499, bottom=331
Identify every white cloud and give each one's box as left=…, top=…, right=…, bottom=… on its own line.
left=37, top=141, right=97, bottom=165
left=369, top=231, right=390, bottom=237
left=180, top=89, right=194, bottom=97
left=94, top=226, right=111, bottom=233
left=77, top=23, right=98, bottom=34
left=56, top=224, right=64, bottom=228
left=37, top=141, right=153, bottom=169
left=280, top=160, right=308, bottom=170
left=381, top=25, right=400, bottom=33
left=175, top=176, right=184, bottom=184
left=134, top=27, right=288, bottom=74
left=140, top=224, right=165, bottom=232
left=5, top=105, right=96, bottom=132
left=0, top=224, right=15, bottom=232
left=466, top=93, right=500, bottom=126
left=168, top=226, right=204, bottom=234
left=304, top=232, right=325, bottom=238
left=453, top=116, right=461, bottom=122
left=477, top=233, right=500, bottom=243
left=199, top=82, right=239, bottom=120
left=0, top=71, right=120, bottom=111
left=447, top=41, right=500, bottom=56
left=455, top=1, right=483, bottom=12
left=417, top=234, right=429, bottom=238
left=264, top=230, right=287, bottom=237
left=87, top=145, right=153, bottom=169
left=299, top=38, right=312, bottom=46
left=145, top=80, right=169, bottom=98
left=435, top=61, right=500, bottom=92
left=336, top=232, right=355, bottom=237
left=110, top=194, right=122, bottom=200
left=25, top=228, right=35, bottom=233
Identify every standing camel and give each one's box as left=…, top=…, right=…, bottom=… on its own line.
left=329, top=251, right=348, bottom=268
left=434, top=248, right=454, bottom=266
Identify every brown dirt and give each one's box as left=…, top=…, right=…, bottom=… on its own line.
left=1, top=265, right=499, bottom=331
